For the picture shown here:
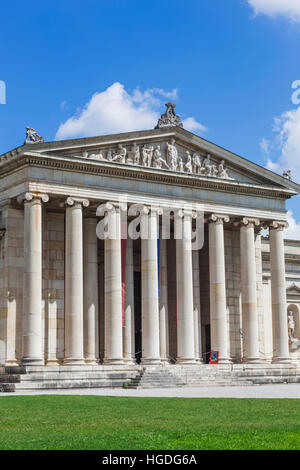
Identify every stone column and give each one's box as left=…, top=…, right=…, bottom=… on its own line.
left=123, top=238, right=135, bottom=363
left=159, top=238, right=169, bottom=362
left=141, top=207, right=161, bottom=364
left=64, top=197, right=89, bottom=365
left=269, top=221, right=290, bottom=363
left=20, top=192, right=49, bottom=365
left=176, top=210, right=196, bottom=363
left=192, top=250, right=203, bottom=362
left=239, top=218, right=260, bottom=363
left=45, top=293, right=59, bottom=365
left=83, top=218, right=99, bottom=365
left=104, top=203, right=123, bottom=363
left=208, top=214, right=230, bottom=363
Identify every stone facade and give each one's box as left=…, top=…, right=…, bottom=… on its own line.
left=0, top=124, right=300, bottom=389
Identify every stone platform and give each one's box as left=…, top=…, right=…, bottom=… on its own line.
left=1, top=363, right=300, bottom=392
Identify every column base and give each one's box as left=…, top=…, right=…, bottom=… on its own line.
left=218, top=358, right=232, bottom=364
left=84, top=359, right=99, bottom=366
left=103, top=358, right=124, bottom=365
left=123, top=358, right=136, bottom=365
left=46, top=360, right=61, bottom=366
left=176, top=357, right=197, bottom=364
left=243, top=358, right=262, bottom=364
left=21, top=357, right=44, bottom=366
left=63, top=358, right=86, bottom=365
left=272, top=357, right=291, bottom=364
left=140, top=358, right=162, bottom=365
left=5, top=360, right=19, bottom=367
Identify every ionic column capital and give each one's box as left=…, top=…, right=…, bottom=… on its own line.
left=234, top=217, right=261, bottom=229
left=265, top=220, right=288, bottom=232
left=65, top=197, right=89, bottom=208
left=141, top=205, right=163, bottom=216
left=18, top=192, right=49, bottom=205
left=208, top=214, right=230, bottom=225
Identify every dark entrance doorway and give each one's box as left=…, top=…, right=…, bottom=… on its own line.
left=205, top=324, right=211, bottom=363
left=134, top=272, right=142, bottom=363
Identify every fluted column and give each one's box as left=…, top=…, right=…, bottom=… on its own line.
left=159, top=238, right=169, bottom=362
left=176, top=210, right=195, bottom=363
left=269, top=221, right=290, bottom=363
left=64, top=197, right=89, bottom=365
left=104, top=203, right=123, bottom=363
left=20, top=192, right=49, bottom=365
left=141, top=206, right=161, bottom=364
left=123, top=238, right=135, bottom=363
left=192, top=250, right=203, bottom=362
left=208, top=214, right=230, bottom=363
left=83, top=218, right=99, bottom=365
left=239, top=218, right=260, bottom=363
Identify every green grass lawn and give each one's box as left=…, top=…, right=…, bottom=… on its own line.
left=0, top=395, right=299, bottom=450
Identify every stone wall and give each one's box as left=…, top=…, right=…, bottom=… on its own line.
left=0, top=205, right=24, bottom=365
left=224, top=228, right=242, bottom=362
left=42, top=211, right=65, bottom=363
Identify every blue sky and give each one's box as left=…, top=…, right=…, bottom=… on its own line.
left=1, top=0, right=300, bottom=235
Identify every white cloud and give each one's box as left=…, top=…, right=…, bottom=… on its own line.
left=182, top=117, right=207, bottom=133
left=55, top=82, right=206, bottom=140
left=263, top=106, right=300, bottom=184
left=260, top=137, right=270, bottom=155
left=248, top=0, right=300, bottom=22
left=285, top=210, right=300, bottom=240
left=262, top=106, right=300, bottom=239
left=60, top=100, right=68, bottom=110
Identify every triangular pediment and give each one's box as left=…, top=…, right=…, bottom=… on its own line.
left=6, top=127, right=300, bottom=195
left=287, top=283, right=300, bottom=294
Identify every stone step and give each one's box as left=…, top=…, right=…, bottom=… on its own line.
left=12, top=372, right=138, bottom=382
left=0, top=374, right=21, bottom=383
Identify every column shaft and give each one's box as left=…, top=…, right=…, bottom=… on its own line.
left=141, top=209, right=160, bottom=364
left=104, top=207, right=123, bottom=363
left=209, top=215, right=230, bottom=363
left=123, top=238, right=135, bottom=363
left=159, top=238, right=169, bottom=362
left=83, top=218, right=99, bottom=364
left=270, top=224, right=290, bottom=363
left=240, top=220, right=260, bottom=362
left=22, top=193, right=48, bottom=365
left=192, top=250, right=203, bottom=362
left=176, top=213, right=195, bottom=363
left=64, top=198, right=88, bottom=364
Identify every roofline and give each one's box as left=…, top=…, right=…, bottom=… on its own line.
left=2, top=126, right=300, bottom=194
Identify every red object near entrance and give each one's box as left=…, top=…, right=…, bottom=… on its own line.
left=210, top=351, right=219, bottom=364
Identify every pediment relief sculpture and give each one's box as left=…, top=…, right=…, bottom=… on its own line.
left=73, top=140, right=234, bottom=181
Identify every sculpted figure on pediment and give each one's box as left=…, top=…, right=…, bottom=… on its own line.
left=217, top=160, right=229, bottom=179
left=152, top=145, right=170, bottom=169
left=185, top=151, right=193, bottom=174
left=89, top=151, right=105, bottom=160
left=130, top=143, right=140, bottom=166
left=178, top=156, right=184, bottom=172
left=166, top=139, right=178, bottom=171
left=142, top=145, right=154, bottom=167
left=107, top=149, right=113, bottom=161
left=192, top=152, right=202, bottom=174
left=112, top=144, right=127, bottom=163
left=202, top=154, right=213, bottom=176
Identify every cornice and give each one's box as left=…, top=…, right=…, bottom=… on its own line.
left=0, top=152, right=296, bottom=200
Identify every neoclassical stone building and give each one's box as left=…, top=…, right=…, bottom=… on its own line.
left=0, top=105, right=300, bottom=390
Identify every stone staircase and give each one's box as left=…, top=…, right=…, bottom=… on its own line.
left=0, top=365, right=139, bottom=392
left=172, top=364, right=300, bottom=387
left=1, top=363, right=300, bottom=392
left=124, top=367, right=186, bottom=389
